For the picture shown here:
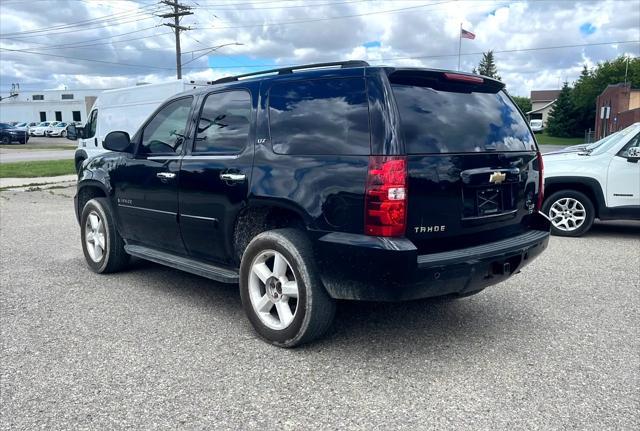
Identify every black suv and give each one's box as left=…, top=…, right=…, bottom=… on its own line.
left=75, top=61, right=550, bottom=347
left=0, top=122, right=28, bottom=144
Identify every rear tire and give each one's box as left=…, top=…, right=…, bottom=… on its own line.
left=239, top=228, right=335, bottom=347
left=80, top=198, right=129, bottom=273
left=542, top=190, right=595, bottom=237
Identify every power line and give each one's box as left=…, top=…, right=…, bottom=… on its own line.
left=0, top=4, right=160, bottom=37
left=193, top=1, right=455, bottom=30
left=0, top=15, right=162, bottom=40
left=1, top=28, right=171, bottom=51
left=0, top=47, right=174, bottom=70
left=183, top=40, right=640, bottom=69
left=2, top=39, right=636, bottom=74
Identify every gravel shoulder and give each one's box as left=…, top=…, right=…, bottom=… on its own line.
left=1, top=186, right=639, bottom=430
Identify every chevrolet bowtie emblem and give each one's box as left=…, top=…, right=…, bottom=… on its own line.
left=489, top=172, right=506, bottom=184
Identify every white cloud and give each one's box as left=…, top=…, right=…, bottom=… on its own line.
left=0, top=0, right=638, bottom=96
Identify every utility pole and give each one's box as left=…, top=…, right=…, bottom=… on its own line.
left=159, top=1, right=193, bottom=79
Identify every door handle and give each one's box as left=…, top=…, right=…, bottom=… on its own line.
left=220, top=173, right=246, bottom=182
left=157, top=172, right=176, bottom=179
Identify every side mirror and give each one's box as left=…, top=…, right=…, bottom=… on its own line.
left=66, top=124, right=78, bottom=140
left=627, top=147, right=640, bottom=163
left=103, top=131, right=132, bottom=153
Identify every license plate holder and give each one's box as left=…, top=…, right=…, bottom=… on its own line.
left=476, top=187, right=502, bottom=216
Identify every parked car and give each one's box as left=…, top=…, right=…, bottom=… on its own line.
left=68, top=80, right=210, bottom=173
left=74, top=61, right=550, bottom=346
left=30, top=121, right=56, bottom=136
left=0, top=122, right=28, bottom=144
left=12, top=122, right=31, bottom=131
left=543, top=122, right=640, bottom=236
left=46, top=122, right=70, bottom=137
left=530, top=119, right=544, bottom=133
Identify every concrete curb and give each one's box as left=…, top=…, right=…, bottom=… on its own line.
left=0, top=174, right=76, bottom=190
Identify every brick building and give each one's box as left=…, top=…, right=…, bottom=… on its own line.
left=595, top=83, right=640, bottom=139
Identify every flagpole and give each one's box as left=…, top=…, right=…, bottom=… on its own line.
left=457, top=22, right=462, bottom=71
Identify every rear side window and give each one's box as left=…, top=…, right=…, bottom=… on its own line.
left=268, top=77, right=370, bottom=155
left=194, top=90, right=251, bottom=154
left=392, top=84, right=535, bottom=154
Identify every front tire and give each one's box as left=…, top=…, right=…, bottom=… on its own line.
left=1, top=136, right=9, bottom=145
left=239, top=228, right=335, bottom=347
left=80, top=198, right=129, bottom=273
left=543, top=190, right=595, bottom=237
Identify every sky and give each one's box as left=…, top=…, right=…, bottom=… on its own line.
left=0, top=0, right=638, bottom=97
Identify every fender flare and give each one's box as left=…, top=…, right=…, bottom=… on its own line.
left=544, top=176, right=605, bottom=215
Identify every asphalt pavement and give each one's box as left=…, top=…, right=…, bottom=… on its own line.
left=1, top=186, right=638, bottom=430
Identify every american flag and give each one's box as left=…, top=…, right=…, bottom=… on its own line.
left=461, top=29, right=476, bottom=39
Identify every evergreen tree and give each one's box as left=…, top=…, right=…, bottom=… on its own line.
left=511, top=96, right=532, bottom=114
left=571, top=56, right=640, bottom=134
left=546, top=82, right=577, bottom=138
left=476, top=50, right=501, bottom=80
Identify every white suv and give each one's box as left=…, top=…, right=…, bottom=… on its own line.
left=542, top=122, right=640, bottom=236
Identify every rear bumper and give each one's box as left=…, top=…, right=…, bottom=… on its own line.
left=315, top=215, right=550, bottom=301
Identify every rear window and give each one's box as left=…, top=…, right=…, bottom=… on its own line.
left=391, top=84, right=535, bottom=154
left=268, top=77, right=370, bottom=155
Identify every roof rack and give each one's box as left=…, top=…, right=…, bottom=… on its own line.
left=212, top=60, right=370, bottom=85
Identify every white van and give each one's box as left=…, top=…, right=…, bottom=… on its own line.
left=71, top=80, right=211, bottom=171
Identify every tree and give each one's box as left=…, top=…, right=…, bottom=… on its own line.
left=511, top=96, right=532, bottom=114
left=476, top=50, right=501, bottom=80
left=546, top=82, right=577, bottom=137
left=571, top=56, right=640, bottom=134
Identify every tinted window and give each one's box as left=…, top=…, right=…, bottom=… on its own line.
left=140, top=97, right=192, bottom=155
left=194, top=90, right=251, bottom=154
left=268, top=78, right=370, bottom=155
left=392, top=84, right=535, bottom=153
left=32, top=95, right=44, bottom=101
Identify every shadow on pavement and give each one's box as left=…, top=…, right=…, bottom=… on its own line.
left=584, top=220, right=640, bottom=238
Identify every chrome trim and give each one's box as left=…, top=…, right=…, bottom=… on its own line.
left=148, top=156, right=181, bottom=161
left=461, top=209, right=518, bottom=221
left=184, top=154, right=239, bottom=160
left=117, top=204, right=176, bottom=215
left=156, top=172, right=176, bottom=179
left=181, top=214, right=219, bottom=222
left=220, top=172, right=246, bottom=182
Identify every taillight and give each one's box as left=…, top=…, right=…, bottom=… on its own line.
left=536, top=151, right=544, bottom=210
left=364, top=155, right=407, bottom=237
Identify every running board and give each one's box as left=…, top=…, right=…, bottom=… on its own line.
left=124, top=245, right=239, bottom=284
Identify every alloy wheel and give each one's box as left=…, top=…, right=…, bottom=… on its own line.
left=84, top=211, right=106, bottom=262
left=248, top=249, right=299, bottom=330
left=549, top=197, right=586, bottom=232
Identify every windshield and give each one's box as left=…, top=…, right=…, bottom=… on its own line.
left=590, top=125, right=640, bottom=155
left=39, top=122, right=49, bottom=126
left=15, top=122, right=26, bottom=127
